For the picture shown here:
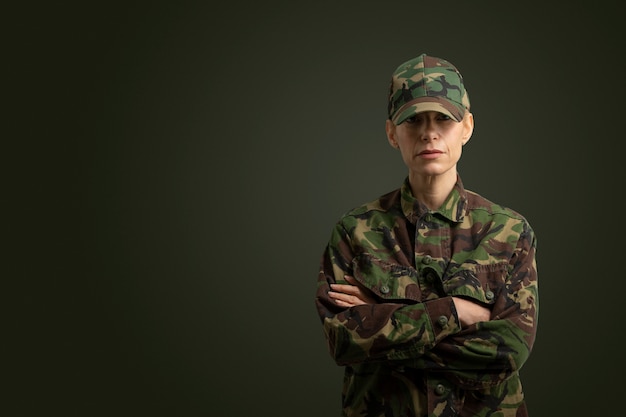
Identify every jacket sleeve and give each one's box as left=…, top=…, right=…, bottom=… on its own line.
left=411, top=222, right=539, bottom=389
left=314, top=219, right=539, bottom=390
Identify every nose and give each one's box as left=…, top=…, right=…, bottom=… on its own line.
left=420, top=119, right=438, bottom=142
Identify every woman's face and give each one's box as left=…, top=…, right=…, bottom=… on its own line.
left=385, top=111, right=474, bottom=180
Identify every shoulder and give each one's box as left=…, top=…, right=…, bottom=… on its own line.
left=465, top=189, right=536, bottom=238
left=333, top=188, right=403, bottom=236
left=466, top=189, right=523, bottom=218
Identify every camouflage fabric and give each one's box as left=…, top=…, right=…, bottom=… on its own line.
left=388, top=53, right=471, bottom=125
left=315, top=176, right=538, bottom=417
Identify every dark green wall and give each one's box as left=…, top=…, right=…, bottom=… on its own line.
left=10, top=2, right=623, bottom=416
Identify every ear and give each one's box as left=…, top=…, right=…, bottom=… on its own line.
left=385, top=119, right=399, bottom=149
left=461, top=112, right=474, bottom=145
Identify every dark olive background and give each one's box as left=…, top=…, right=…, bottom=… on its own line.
left=9, top=2, right=624, bottom=416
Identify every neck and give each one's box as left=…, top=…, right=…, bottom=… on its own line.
left=408, top=170, right=458, bottom=210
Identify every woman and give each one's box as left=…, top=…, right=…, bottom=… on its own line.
left=315, top=53, right=539, bottom=417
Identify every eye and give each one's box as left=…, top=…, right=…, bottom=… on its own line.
left=437, top=113, right=452, bottom=121
left=404, top=115, right=422, bottom=124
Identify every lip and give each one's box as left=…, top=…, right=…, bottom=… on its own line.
left=417, top=149, right=443, bottom=159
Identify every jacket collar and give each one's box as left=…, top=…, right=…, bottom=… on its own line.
left=400, top=175, right=468, bottom=224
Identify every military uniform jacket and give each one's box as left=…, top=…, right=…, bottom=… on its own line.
left=315, top=176, right=538, bottom=417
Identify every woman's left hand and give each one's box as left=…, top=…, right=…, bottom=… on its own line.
left=328, top=275, right=378, bottom=307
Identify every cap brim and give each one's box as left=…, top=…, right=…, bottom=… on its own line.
left=392, top=98, right=465, bottom=125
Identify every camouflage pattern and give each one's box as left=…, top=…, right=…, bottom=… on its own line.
left=315, top=177, right=538, bottom=417
left=388, top=53, right=471, bottom=125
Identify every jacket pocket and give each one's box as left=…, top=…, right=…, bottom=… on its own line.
left=442, top=262, right=508, bottom=305
left=351, top=253, right=421, bottom=302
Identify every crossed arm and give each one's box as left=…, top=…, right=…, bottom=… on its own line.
left=328, top=274, right=490, bottom=327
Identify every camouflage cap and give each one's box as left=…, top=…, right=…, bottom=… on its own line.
left=387, top=53, right=470, bottom=125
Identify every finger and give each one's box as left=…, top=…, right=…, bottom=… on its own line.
left=328, top=291, right=355, bottom=303
left=342, top=276, right=376, bottom=304
left=333, top=298, right=353, bottom=307
left=344, top=275, right=358, bottom=284
left=328, top=291, right=357, bottom=307
left=330, top=283, right=360, bottom=295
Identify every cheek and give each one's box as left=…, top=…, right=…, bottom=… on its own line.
left=397, top=144, right=415, bottom=165
left=451, top=143, right=464, bottom=160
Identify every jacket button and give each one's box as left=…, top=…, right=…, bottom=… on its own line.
left=422, top=255, right=432, bottom=264
left=435, top=384, right=446, bottom=395
left=380, top=285, right=390, bottom=294
left=437, top=315, right=448, bottom=328
left=485, top=290, right=494, bottom=300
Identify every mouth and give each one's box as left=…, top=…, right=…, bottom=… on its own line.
left=417, top=149, right=443, bottom=160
